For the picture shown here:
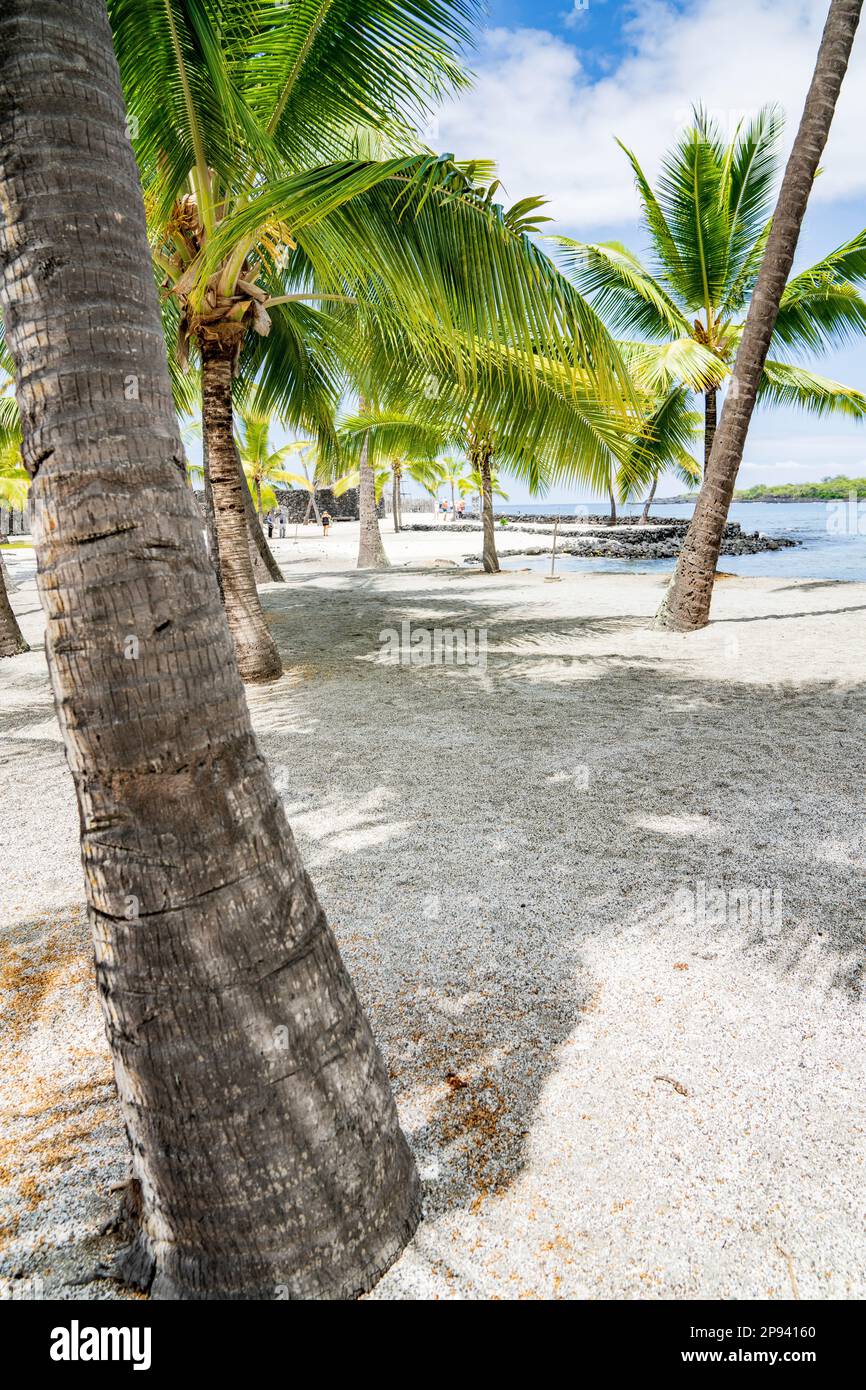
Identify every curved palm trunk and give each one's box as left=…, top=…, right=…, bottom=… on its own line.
left=241, top=467, right=284, bottom=583
left=450, top=479, right=456, bottom=519
left=640, top=473, right=658, bottom=525
left=657, top=0, right=863, bottom=632
left=703, top=388, right=717, bottom=475
left=479, top=452, right=500, bottom=574
left=201, top=343, right=282, bottom=680
left=254, top=477, right=263, bottom=520
left=0, top=551, right=28, bottom=656
left=357, top=425, right=389, bottom=568
left=607, top=474, right=617, bottom=526
left=0, top=0, right=420, bottom=1298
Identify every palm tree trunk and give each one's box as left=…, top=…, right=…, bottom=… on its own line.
left=241, top=466, right=284, bottom=583
left=357, top=414, right=389, bottom=568
left=450, top=480, right=456, bottom=519
left=703, top=388, right=717, bottom=474
left=200, top=341, right=282, bottom=681
left=607, top=474, right=617, bottom=525
left=640, top=473, right=659, bottom=525
left=657, top=0, right=863, bottom=632
left=0, top=551, right=28, bottom=656
left=479, top=452, right=500, bottom=574
left=201, top=434, right=223, bottom=598
left=255, top=477, right=263, bottom=520
left=0, top=0, right=419, bottom=1299
left=392, top=469, right=401, bottom=532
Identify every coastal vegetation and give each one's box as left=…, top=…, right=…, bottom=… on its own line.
left=735, top=475, right=866, bottom=500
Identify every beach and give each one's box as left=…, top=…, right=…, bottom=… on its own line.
left=2, top=521, right=865, bottom=1299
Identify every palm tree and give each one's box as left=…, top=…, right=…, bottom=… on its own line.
left=557, top=105, right=866, bottom=475
left=656, top=0, right=864, bottom=629
left=0, top=367, right=29, bottom=656
left=0, top=0, right=420, bottom=1298
left=440, top=455, right=467, bottom=519
left=108, top=1, right=628, bottom=676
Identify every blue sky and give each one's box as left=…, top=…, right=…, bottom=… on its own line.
left=429, top=0, right=866, bottom=500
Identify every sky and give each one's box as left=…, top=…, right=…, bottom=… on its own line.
left=423, top=0, right=866, bottom=501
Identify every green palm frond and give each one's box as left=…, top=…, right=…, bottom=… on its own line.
left=757, top=360, right=866, bottom=418
left=656, top=122, right=729, bottom=313
left=719, top=106, right=781, bottom=299
left=617, top=386, right=701, bottom=500
left=553, top=239, right=690, bottom=338
left=199, top=155, right=632, bottom=406
left=772, top=229, right=866, bottom=352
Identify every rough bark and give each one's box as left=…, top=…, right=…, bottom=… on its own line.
left=607, top=475, right=617, bottom=526
left=201, top=342, right=282, bottom=680
left=479, top=451, right=500, bottom=574
left=639, top=473, right=658, bottom=525
left=241, top=465, right=284, bottom=583
left=0, top=549, right=28, bottom=655
left=356, top=425, right=389, bottom=568
left=0, top=0, right=420, bottom=1299
left=657, top=0, right=863, bottom=632
left=703, top=388, right=717, bottom=476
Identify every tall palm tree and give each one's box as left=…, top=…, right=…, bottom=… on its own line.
left=557, top=105, right=866, bottom=473
left=108, top=0, right=628, bottom=677
left=0, top=0, right=420, bottom=1299
left=656, top=0, right=864, bottom=630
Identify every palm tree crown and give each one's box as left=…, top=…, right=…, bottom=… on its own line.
left=557, top=106, right=866, bottom=471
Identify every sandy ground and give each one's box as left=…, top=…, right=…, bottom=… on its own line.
left=1, top=518, right=865, bottom=1300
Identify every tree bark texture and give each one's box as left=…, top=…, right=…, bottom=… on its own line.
left=200, top=343, right=282, bottom=680
left=0, top=0, right=420, bottom=1299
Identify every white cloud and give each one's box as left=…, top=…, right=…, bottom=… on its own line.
left=436, top=0, right=866, bottom=231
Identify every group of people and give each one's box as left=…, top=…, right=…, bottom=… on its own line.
left=437, top=499, right=466, bottom=522
left=264, top=506, right=287, bottom=539
left=264, top=505, right=332, bottom=538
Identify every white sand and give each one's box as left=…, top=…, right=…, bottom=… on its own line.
left=1, top=520, right=865, bottom=1300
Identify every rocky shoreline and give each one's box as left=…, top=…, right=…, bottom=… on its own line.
left=402, top=518, right=800, bottom=561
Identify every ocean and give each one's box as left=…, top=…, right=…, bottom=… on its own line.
left=492, top=500, right=866, bottom=582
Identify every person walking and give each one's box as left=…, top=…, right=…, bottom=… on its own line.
left=321, top=511, right=332, bottom=539
left=266, top=509, right=274, bottom=539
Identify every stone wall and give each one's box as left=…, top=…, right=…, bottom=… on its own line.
left=273, top=486, right=383, bottom=520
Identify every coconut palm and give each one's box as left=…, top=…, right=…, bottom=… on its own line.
left=0, top=0, right=423, bottom=1298
left=108, top=0, right=628, bottom=678
left=557, top=105, right=866, bottom=478
left=656, top=1, right=864, bottom=629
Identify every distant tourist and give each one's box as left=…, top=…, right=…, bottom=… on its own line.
left=456, top=499, right=465, bottom=521
left=277, top=506, right=287, bottom=539
left=321, top=511, right=332, bottom=538
left=266, top=509, right=274, bottom=539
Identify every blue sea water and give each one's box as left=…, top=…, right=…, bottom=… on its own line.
left=492, top=500, right=866, bottom=582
